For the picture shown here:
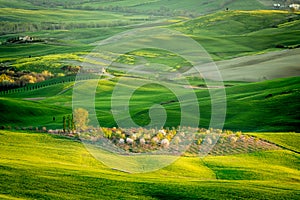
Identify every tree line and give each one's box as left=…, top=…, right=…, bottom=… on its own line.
left=0, top=74, right=100, bottom=95
left=0, top=21, right=131, bottom=35
left=25, top=0, right=197, bottom=17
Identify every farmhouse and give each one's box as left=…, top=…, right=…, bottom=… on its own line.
left=273, top=3, right=281, bottom=9
left=19, top=36, right=33, bottom=42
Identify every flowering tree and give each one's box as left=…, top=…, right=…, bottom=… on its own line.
left=73, top=108, right=89, bottom=131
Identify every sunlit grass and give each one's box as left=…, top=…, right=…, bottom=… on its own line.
left=0, top=130, right=299, bottom=199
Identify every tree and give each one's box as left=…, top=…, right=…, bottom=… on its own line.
left=73, top=108, right=89, bottom=131
left=0, top=74, right=14, bottom=83
left=63, top=116, right=66, bottom=133
left=20, top=74, right=36, bottom=85
left=71, top=114, right=75, bottom=131
left=67, top=115, right=71, bottom=132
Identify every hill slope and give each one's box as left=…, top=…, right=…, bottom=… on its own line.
left=184, top=47, right=300, bottom=82
left=172, top=10, right=300, bottom=60
left=1, top=76, right=299, bottom=132
left=0, top=0, right=269, bottom=15
left=0, top=130, right=299, bottom=199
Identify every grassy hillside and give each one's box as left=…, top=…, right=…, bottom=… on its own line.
left=78, top=0, right=267, bottom=14
left=198, top=48, right=300, bottom=82
left=1, top=9, right=299, bottom=77
left=172, top=10, right=300, bottom=60
left=0, top=130, right=299, bottom=199
left=0, top=2, right=299, bottom=199
left=223, top=76, right=300, bottom=131
left=0, top=96, right=68, bottom=127
left=1, top=76, right=299, bottom=132
left=249, top=132, right=300, bottom=153
left=0, top=7, right=157, bottom=36
left=0, top=0, right=39, bottom=9
left=0, top=0, right=269, bottom=15
left=1, top=9, right=299, bottom=81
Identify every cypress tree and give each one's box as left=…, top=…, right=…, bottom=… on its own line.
left=71, top=114, right=75, bottom=131
left=67, top=115, right=71, bottom=132
left=63, top=116, right=66, bottom=133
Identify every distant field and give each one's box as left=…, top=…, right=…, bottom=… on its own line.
left=0, top=0, right=269, bottom=15
left=186, top=48, right=300, bottom=81
left=0, top=130, right=299, bottom=199
left=172, top=10, right=300, bottom=60
left=1, top=9, right=299, bottom=80
left=79, top=0, right=267, bottom=15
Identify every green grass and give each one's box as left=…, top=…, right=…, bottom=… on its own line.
left=0, top=0, right=39, bottom=9
left=248, top=132, right=300, bottom=152
left=2, top=10, right=296, bottom=81
left=1, top=76, right=299, bottom=132
left=79, top=0, right=267, bottom=15
left=0, top=7, right=153, bottom=23
left=172, top=10, right=300, bottom=60
left=1, top=9, right=300, bottom=77
left=0, top=43, right=90, bottom=59
left=0, top=97, right=68, bottom=128
left=223, top=76, right=300, bottom=131
left=1, top=0, right=269, bottom=14
left=0, top=130, right=299, bottom=199
left=0, top=2, right=299, bottom=199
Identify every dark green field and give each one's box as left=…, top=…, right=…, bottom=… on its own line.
left=0, top=0, right=299, bottom=199
left=1, top=76, right=299, bottom=132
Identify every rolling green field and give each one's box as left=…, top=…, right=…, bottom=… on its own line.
left=0, top=0, right=270, bottom=15
left=0, top=1, right=299, bottom=199
left=1, top=9, right=299, bottom=77
left=0, top=130, right=299, bottom=199
left=1, top=76, right=299, bottom=132
left=173, top=10, right=300, bottom=60
left=249, top=132, right=300, bottom=153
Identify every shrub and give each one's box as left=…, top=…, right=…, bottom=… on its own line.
left=161, top=139, right=170, bottom=148
left=197, top=138, right=203, bottom=145
left=236, top=131, right=242, bottom=137
left=119, top=138, right=125, bottom=144
left=230, top=136, right=238, bottom=143
left=139, top=138, right=146, bottom=145
left=275, top=44, right=285, bottom=48
left=126, top=138, right=134, bottom=144
left=151, top=137, right=159, bottom=145
left=206, top=138, right=212, bottom=145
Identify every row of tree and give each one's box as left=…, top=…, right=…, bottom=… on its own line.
left=0, top=70, right=54, bottom=90
left=0, top=73, right=101, bottom=95
left=63, top=114, right=76, bottom=133
left=0, top=21, right=131, bottom=35
left=0, top=63, right=99, bottom=93
left=26, top=0, right=101, bottom=8
left=70, top=5, right=197, bottom=17
left=24, top=0, right=197, bottom=17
